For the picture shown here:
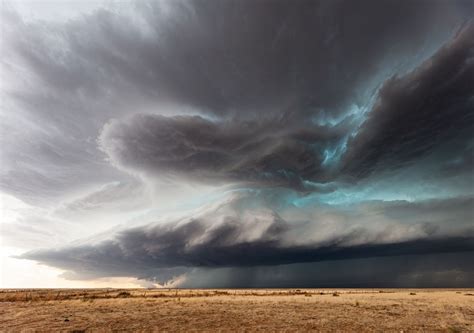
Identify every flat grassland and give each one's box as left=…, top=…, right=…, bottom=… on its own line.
left=1, top=289, right=473, bottom=332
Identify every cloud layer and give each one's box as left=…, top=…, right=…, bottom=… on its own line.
left=99, top=114, right=346, bottom=189
left=22, top=193, right=474, bottom=285
left=2, top=0, right=471, bottom=203
left=98, top=24, right=474, bottom=192
left=2, top=0, right=473, bottom=287
left=343, top=25, right=474, bottom=178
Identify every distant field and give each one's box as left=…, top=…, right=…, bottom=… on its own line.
left=1, top=289, right=473, bottom=332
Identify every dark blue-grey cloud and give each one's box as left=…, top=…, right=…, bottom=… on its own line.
left=342, top=24, right=474, bottom=178
left=97, top=24, right=474, bottom=191
left=181, top=252, right=474, bottom=288
left=99, top=114, right=345, bottom=190
left=21, top=194, right=474, bottom=285
left=2, top=0, right=472, bottom=204
left=2, top=0, right=473, bottom=287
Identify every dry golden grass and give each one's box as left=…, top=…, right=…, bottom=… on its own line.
left=1, top=288, right=473, bottom=332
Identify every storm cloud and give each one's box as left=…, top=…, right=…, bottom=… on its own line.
left=99, top=114, right=345, bottom=189
left=181, top=252, right=474, bottom=288
left=2, top=0, right=472, bottom=203
left=96, top=24, right=474, bottom=191
left=343, top=24, right=474, bottom=178
left=21, top=193, right=474, bottom=285
left=1, top=0, right=473, bottom=287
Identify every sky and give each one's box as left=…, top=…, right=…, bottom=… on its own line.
left=0, top=0, right=473, bottom=288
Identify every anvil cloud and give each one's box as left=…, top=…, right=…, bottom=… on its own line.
left=1, top=0, right=473, bottom=287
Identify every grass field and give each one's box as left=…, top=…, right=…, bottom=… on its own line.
left=1, top=288, right=473, bottom=332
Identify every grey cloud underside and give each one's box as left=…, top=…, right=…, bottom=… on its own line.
left=181, top=252, right=474, bottom=288
left=131, top=0, right=454, bottom=115
left=25, top=233, right=474, bottom=274
left=22, top=195, right=474, bottom=284
left=99, top=24, right=474, bottom=189
left=342, top=25, right=474, bottom=178
left=1, top=0, right=472, bottom=202
left=99, top=115, right=345, bottom=189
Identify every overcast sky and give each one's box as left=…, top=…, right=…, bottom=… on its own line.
left=1, top=0, right=473, bottom=288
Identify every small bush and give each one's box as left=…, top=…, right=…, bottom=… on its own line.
left=116, top=291, right=132, bottom=298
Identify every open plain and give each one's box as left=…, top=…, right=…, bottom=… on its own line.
left=1, top=289, right=473, bottom=332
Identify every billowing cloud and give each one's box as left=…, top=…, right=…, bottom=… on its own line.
left=2, top=0, right=473, bottom=287
left=1, top=0, right=471, bottom=203
left=343, top=24, right=474, bottom=178
left=99, top=114, right=346, bottom=189
left=96, top=24, right=474, bottom=191
left=21, top=193, right=474, bottom=285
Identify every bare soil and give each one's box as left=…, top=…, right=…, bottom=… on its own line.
left=1, top=289, right=473, bottom=332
